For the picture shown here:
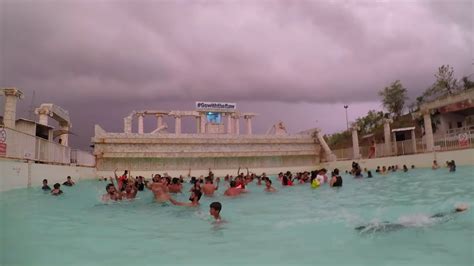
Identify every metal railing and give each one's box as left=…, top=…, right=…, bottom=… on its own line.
left=330, top=130, right=473, bottom=160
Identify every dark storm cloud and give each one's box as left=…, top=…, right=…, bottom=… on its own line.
left=1, top=0, right=472, bottom=148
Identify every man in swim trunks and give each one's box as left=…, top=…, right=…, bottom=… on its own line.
left=147, top=176, right=171, bottom=202
left=355, top=205, right=468, bottom=234
left=169, top=188, right=202, bottom=207
left=224, top=181, right=245, bottom=196
left=264, top=179, right=277, bottom=192
left=102, top=177, right=123, bottom=202
left=210, top=202, right=223, bottom=223
left=202, top=176, right=220, bottom=196
left=122, top=182, right=138, bottom=199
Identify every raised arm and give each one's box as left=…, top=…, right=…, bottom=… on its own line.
left=188, top=168, right=191, bottom=178
left=215, top=177, right=220, bottom=190
left=114, top=169, right=119, bottom=180
left=237, top=167, right=241, bottom=175
left=169, top=197, right=192, bottom=207
left=246, top=167, right=249, bottom=176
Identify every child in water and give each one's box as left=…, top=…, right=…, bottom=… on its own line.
left=51, top=183, right=63, bottom=196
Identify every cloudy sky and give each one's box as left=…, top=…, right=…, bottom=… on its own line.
left=1, top=0, right=473, bottom=149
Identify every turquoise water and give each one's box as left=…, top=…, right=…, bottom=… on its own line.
left=1, top=167, right=473, bottom=266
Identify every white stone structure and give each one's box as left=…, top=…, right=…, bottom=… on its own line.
left=34, top=103, right=72, bottom=146
left=92, top=103, right=323, bottom=171
left=1, top=88, right=24, bottom=129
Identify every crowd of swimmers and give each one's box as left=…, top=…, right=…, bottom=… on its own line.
left=40, top=160, right=463, bottom=224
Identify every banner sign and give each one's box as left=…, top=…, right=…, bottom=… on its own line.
left=196, top=101, right=236, bottom=111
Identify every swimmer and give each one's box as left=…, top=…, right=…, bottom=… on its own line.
left=62, top=176, right=75, bottom=186
left=403, top=165, right=408, bottom=172
left=432, top=160, right=439, bottom=170
left=169, top=189, right=202, bottom=207
left=209, top=202, right=224, bottom=223
left=202, top=176, right=219, bottom=196
left=42, top=179, right=51, bottom=191
left=102, top=177, right=122, bottom=202
left=147, top=176, right=171, bottom=202
left=168, top=177, right=183, bottom=193
left=114, top=169, right=128, bottom=191
left=122, top=182, right=137, bottom=199
left=329, top=169, right=343, bottom=187
left=224, top=181, right=246, bottom=197
left=355, top=205, right=468, bottom=234
left=51, top=183, right=63, bottom=196
left=264, top=179, right=277, bottom=192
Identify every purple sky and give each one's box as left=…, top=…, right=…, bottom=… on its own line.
left=1, top=0, right=473, bottom=149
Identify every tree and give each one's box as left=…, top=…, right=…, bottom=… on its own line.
left=461, top=76, right=474, bottom=90
left=355, top=110, right=385, bottom=135
left=379, top=80, right=408, bottom=118
left=424, top=65, right=460, bottom=100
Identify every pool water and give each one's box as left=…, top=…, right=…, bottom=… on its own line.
left=1, top=167, right=473, bottom=266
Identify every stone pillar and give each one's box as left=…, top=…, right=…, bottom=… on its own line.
left=234, top=115, right=240, bottom=135
left=195, top=116, right=201, bottom=133
left=351, top=126, right=361, bottom=159
left=245, top=115, right=252, bottom=135
left=156, top=115, right=163, bottom=129
left=37, top=109, right=50, bottom=126
left=124, top=116, right=132, bottom=133
left=137, top=113, right=144, bottom=134
left=383, top=119, right=392, bottom=156
left=315, top=129, right=336, bottom=161
left=200, top=113, right=206, bottom=134
left=227, top=114, right=233, bottom=134
left=423, top=113, right=434, bottom=152
left=175, top=115, right=182, bottom=134
left=2, top=88, right=23, bottom=129
left=411, top=129, right=417, bottom=154
left=59, top=122, right=70, bottom=146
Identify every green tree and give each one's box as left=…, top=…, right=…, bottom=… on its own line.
left=461, top=76, right=474, bottom=90
left=424, top=65, right=460, bottom=100
left=379, top=80, right=408, bottom=118
left=355, top=110, right=385, bottom=134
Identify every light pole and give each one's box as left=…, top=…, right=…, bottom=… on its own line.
left=344, top=105, right=349, bottom=131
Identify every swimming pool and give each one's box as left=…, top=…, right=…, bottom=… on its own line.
left=1, top=167, right=473, bottom=265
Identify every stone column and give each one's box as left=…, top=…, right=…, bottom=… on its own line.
left=351, top=126, right=361, bottom=159
left=175, top=115, right=182, bottom=134
left=411, top=129, right=417, bottom=154
left=234, top=115, right=240, bottom=135
left=423, top=112, right=434, bottom=152
left=37, top=109, right=50, bottom=126
left=227, top=113, right=233, bottom=134
left=59, top=122, right=70, bottom=146
left=315, top=129, right=336, bottom=161
left=124, top=116, right=132, bottom=133
left=200, top=113, right=206, bottom=134
left=2, top=88, right=23, bottom=129
left=156, top=115, right=163, bottom=129
left=195, top=116, right=201, bottom=134
left=383, top=119, right=393, bottom=156
left=137, top=113, right=144, bottom=134
left=245, top=115, right=253, bottom=135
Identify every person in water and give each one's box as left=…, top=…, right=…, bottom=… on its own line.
left=403, top=165, right=408, bottom=172
left=42, top=179, right=51, bottom=191
left=449, top=160, right=456, bottom=172
left=264, top=179, right=277, bottom=192
left=102, top=177, right=123, bottom=202
left=168, top=177, right=183, bottom=193
left=330, top=169, right=343, bottom=187
left=209, top=202, right=223, bottom=223
left=62, top=176, right=75, bottom=186
left=432, top=160, right=439, bottom=170
left=51, top=183, right=63, bottom=196
left=367, top=171, right=373, bottom=178
left=122, top=182, right=137, bottom=199
left=224, top=181, right=246, bottom=196
left=355, top=205, right=468, bottom=234
left=169, top=188, right=202, bottom=207
left=147, top=176, right=171, bottom=202
left=202, top=176, right=220, bottom=196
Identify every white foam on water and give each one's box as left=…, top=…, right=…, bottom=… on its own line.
left=397, top=213, right=435, bottom=227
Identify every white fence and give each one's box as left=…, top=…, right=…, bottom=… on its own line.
left=331, top=130, right=473, bottom=160
left=1, top=127, right=95, bottom=166
left=71, top=149, right=96, bottom=167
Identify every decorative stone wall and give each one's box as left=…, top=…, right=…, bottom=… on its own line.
left=93, top=133, right=320, bottom=171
